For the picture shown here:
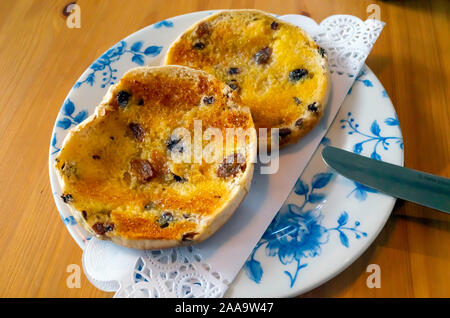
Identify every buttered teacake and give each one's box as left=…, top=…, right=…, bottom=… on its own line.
left=165, top=9, right=330, bottom=149
left=55, top=65, right=256, bottom=249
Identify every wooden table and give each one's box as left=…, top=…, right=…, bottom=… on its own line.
left=0, top=0, right=448, bottom=298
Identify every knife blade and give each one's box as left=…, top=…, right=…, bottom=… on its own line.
left=322, top=146, right=450, bottom=213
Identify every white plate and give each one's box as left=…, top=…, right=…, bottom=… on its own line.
left=49, top=11, right=403, bottom=297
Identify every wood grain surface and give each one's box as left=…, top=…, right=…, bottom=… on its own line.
left=0, top=0, right=448, bottom=298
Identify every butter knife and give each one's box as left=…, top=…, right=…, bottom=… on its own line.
left=322, top=146, right=450, bottom=213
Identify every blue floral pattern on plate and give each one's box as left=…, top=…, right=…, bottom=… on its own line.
left=339, top=111, right=403, bottom=201
left=74, top=41, right=162, bottom=88
left=347, top=67, right=373, bottom=94
left=52, top=99, right=88, bottom=155
left=245, top=172, right=366, bottom=287
left=153, top=20, right=174, bottom=28
left=57, top=99, right=88, bottom=129
left=340, top=112, right=403, bottom=161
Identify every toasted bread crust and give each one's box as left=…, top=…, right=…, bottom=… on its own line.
left=55, top=65, right=256, bottom=249
left=165, top=9, right=330, bottom=149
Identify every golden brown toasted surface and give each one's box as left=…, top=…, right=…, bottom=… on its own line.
left=165, top=10, right=329, bottom=147
left=55, top=66, right=255, bottom=246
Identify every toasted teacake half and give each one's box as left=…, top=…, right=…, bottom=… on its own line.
left=165, top=9, right=330, bottom=149
left=54, top=65, right=257, bottom=249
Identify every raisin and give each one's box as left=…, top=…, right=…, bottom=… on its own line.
left=92, top=222, right=115, bottom=235
left=289, top=69, right=308, bottom=82
left=295, top=118, right=304, bottom=127
left=228, top=67, right=240, bottom=75
left=229, top=83, right=239, bottom=91
left=173, top=173, right=186, bottom=182
left=61, top=161, right=77, bottom=178
left=117, top=90, right=130, bottom=107
left=254, top=47, right=272, bottom=64
left=293, top=97, right=301, bottom=105
left=129, top=122, right=145, bottom=142
left=159, top=222, right=169, bottom=229
left=279, top=128, right=292, bottom=138
left=318, top=47, right=326, bottom=57
left=144, top=202, right=153, bottom=210
left=193, top=42, right=205, bottom=50
left=217, top=153, right=246, bottom=178
left=271, top=21, right=279, bottom=30
left=182, top=232, right=199, bottom=242
left=166, top=136, right=183, bottom=153
left=82, top=210, right=88, bottom=220
left=92, top=155, right=101, bottom=160
left=130, top=158, right=155, bottom=183
left=203, top=96, right=215, bottom=105
left=308, top=102, right=318, bottom=112
left=138, top=98, right=144, bottom=106
left=227, top=80, right=240, bottom=92
left=157, top=211, right=173, bottom=228
left=195, top=22, right=210, bottom=37
left=110, top=136, right=115, bottom=140
left=61, top=193, right=73, bottom=203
